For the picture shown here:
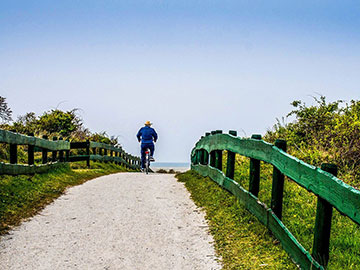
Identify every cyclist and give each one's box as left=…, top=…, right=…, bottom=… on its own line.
left=136, top=121, right=158, bottom=170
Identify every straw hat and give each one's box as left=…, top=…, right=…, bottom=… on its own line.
left=144, top=121, right=152, bottom=126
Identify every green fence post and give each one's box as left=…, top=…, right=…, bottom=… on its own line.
left=312, top=163, right=337, bottom=266
left=58, top=137, right=64, bottom=162
left=270, top=139, right=287, bottom=220
left=42, top=135, right=48, bottom=164
left=92, top=147, right=96, bottom=155
left=105, top=148, right=108, bottom=163
left=226, top=130, right=237, bottom=179
left=86, top=139, right=90, bottom=168
left=8, top=130, right=18, bottom=164
left=119, top=151, right=123, bottom=166
left=52, top=136, right=58, bottom=162
left=203, top=132, right=210, bottom=165
left=197, top=149, right=203, bottom=165
left=209, top=131, right=216, bottom=167
left=10, top=143, right=17, bottom=164
left=28, top=132, right=35, bottom=165
left=249, top=134, right=262, bottom=196
left=114, top=151, right=118, bottom=165
left=65, top=139, right=70, bottom=162
left=215, top=130, right=223, bottom=170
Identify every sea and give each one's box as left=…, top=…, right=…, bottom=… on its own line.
left=151, top=162, right=190, bottom=172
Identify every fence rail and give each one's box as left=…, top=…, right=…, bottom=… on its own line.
left=0, top=129, right=140, bottom=175
left=191, top=130, right=360, bottom=269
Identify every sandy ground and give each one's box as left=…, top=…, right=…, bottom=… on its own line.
left=0, top=173, right=221, bottom=270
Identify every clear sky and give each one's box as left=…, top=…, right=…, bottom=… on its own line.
left=1, top=1, right=360, bottom=162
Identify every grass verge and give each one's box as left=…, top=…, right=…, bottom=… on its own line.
left=232, top=156, right=360, bottom=269
left=179, top=154, right=360, bottom=269
left=0, top=161, right=135, bottom=235
left=177, top=170, right=297, bottom=270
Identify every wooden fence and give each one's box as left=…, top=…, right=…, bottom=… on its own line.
left=0, top=129, right=140, bottom=175
left=191, top=130, right=360, bottom=269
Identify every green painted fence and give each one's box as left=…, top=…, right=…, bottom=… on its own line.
left=0, top=129, right=141, bottom=175
left=191, top=131, right=360, bottom=269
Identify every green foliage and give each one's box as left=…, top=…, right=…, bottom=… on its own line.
left=265, top=96, right=360, bottom=187
left=0, top=96, right=119, bottom=146
left=88, top=132, right=119, bottom=146
left=12, top=112, right=37, bottom=134
left=0, top=108, right=89, bottom=140
left=37, top=109, right=84, bottom=137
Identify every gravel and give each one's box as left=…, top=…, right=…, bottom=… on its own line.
left=0, top=172, right=221, bottom=270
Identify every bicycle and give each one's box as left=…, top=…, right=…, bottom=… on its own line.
left=144, top=148, right=150, bottom=174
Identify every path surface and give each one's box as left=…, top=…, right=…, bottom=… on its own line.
left=0, top=173, right=221, bottom=270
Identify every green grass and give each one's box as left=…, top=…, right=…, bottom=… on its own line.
left=179, top=155, right=360, bottom=269
left=0, top=161, right=135, bottom=234
left=177, top=170, right=296, bottom=270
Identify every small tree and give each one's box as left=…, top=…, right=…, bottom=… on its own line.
left=12, top=112, right=37, bottom=134
left=37, top=109, right=84, bottom=137
left=0, top=96, right=12, bottom=123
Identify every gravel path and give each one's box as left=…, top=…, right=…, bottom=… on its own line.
left=0, top=173, right=221, bottom=270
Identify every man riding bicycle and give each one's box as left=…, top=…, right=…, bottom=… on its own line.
left=136, top=121, right=158, bottom=170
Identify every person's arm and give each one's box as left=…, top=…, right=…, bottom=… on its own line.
left=152, top=129, right=158, bottom=142
left=136, top=128, right=142, bottom=142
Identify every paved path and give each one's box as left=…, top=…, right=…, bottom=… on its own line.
left=0, top=173, right=220, bottom=270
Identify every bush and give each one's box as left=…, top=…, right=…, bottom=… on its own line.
left=265, top=96, right=360, bottom=187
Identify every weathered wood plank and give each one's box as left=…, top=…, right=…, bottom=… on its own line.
left=192, top=134, right=360, bottom=225
left=0, top=162, right=68, bottom=175
left=89, top=155, right=139, bottom=170
left=89, top=142, right=122, bottom=152
left=68, top=155, right=89, bottom=162
left=0, top=129, right=70, bottom=150
left=70, top=142, right=88, bottom=149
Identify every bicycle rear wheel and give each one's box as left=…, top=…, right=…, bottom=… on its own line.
left=145, top=153, right=149, bottom=174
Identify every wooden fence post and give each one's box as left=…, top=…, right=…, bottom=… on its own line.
left=215, top=130, right=223, bottom=170
left=114, top=151, right=118, bottom=165
left=9, top=130, right=17, bottom=164
left=209, top=131, right=216, bottom=167
left=197, top=149, right=203, bottom=165
left=203, top=132, right=210, bottom=165
left=58, top=137, right=64, bottom=162
left=86, top=139, right=90, bottom=168
left=249, top=134, right=262, bottom=196
left=270, top=139, right=287, bottom=220
left=10, top=143, right=17, bottom=164
left=42, top=135, right=48, bottom=164
left=28, top=132, right=35, bottom=165
left=226, top=130, right=237, bottom=179
left=312, top=163, right=337, bottom=266
left=65, top=139, right=70, bottom=162
left=52, top=136, right=58, bottom=162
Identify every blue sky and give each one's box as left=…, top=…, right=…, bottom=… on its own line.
left=1, top=1, right=360, bottom=162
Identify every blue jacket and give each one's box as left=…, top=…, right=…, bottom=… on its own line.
left=137, top=126, right=158, bottom=144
